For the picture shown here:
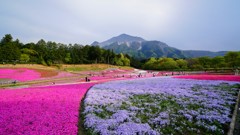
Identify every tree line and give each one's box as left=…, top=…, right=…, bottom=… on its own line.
left=0, top=34, right=130, bottom=66
left=0, top=34, right=239, bottom=71
left=141, top=52, right=240, bottom=71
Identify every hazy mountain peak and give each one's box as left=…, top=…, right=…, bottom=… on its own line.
left=112, top=33, right=145, bottom=42
left=98, top=33, right=145, bottom=47
left=118, top=33, right=130, bottom=37
left=91, top=41, right=100, bottom=46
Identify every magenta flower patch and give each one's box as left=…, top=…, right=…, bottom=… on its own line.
left=0, top=83, right=95, bottom=134
left=174, top=75, right=240, bottom=82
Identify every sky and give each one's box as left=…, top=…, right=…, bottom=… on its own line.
left=0, top=0, right=240, bottom=51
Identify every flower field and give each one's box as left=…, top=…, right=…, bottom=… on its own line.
left=82, top=77, right=240, bottom=135
left=1, top=66, right=240, bottom=135
left=0, top=83, right=95, bottom=134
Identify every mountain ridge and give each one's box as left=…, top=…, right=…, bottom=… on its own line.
left=92, top=34, right=228, bottom=59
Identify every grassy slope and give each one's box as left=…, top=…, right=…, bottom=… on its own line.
left=0, top=64, right=134, bottom=88
left=63, top=64, right=133, bottom=72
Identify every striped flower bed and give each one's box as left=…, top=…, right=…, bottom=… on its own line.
left=82, top=77, right=239, bottom=135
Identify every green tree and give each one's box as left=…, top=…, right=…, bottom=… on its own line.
left=0, top=34, right=21, bottom=62
left=88, top=46, right=102, bottom=63
left=56, top=43, right=68, bottom=63
left=113, top=53, right=130, bottom=66
left=211, top=56, right=226, bottom=68
left=114, top=53, right=124, bottom=66
left=160, top=58, right=178, bottom=70
left=176, top=59, right=188, bottom=69
left=122, top=57, right=130, bottom=66
left=143, top=57, right=157, bottom=69
left=224, top=51, right=240, bottom=68
left=187, top=58, right=203, bottom=70
left=64, top=53, right=72, bottom=63
left=35, top=39, right=47, bottom=64
left=0, top=34, right=13, bottom=45
left=198, top=57, right=211, bottom=68
left=21, top=48, right=38, bottom=63
left=102, top=49, right=111, bottom=64
left=68, top=44, right=84, bottom=64
left=45, top=41, right=59, bottom=65
left=20, top=54, right=30, bottom=62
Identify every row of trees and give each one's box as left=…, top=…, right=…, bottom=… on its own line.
left=0, top=34, right=130, bottom=66
left=142, top=52, right=240, bottom=70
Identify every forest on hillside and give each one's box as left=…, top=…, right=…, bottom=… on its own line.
left=0, top=34, right=239, bottom=71
left=0, top=34, right=130, bottom=66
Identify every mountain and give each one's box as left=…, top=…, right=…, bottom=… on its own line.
left=103, top=40, right=186, bottom=59
left=91, top=34, right=145, bottom=47
left=92, top=34, right=228, bottom=59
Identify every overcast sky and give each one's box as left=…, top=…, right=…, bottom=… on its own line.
left=1, top=0, right=239, bottom=51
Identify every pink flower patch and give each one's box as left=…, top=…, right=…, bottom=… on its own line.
left=0, top=83, right=95, bottom=134
left=0, top=68, right=41, bottom=82
left=174, top=75, right=240, bottom=82
left=53, top=72, right=75, bottom=78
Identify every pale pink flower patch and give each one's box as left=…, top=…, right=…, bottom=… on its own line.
left=0, top=68, right=41, bottom=82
